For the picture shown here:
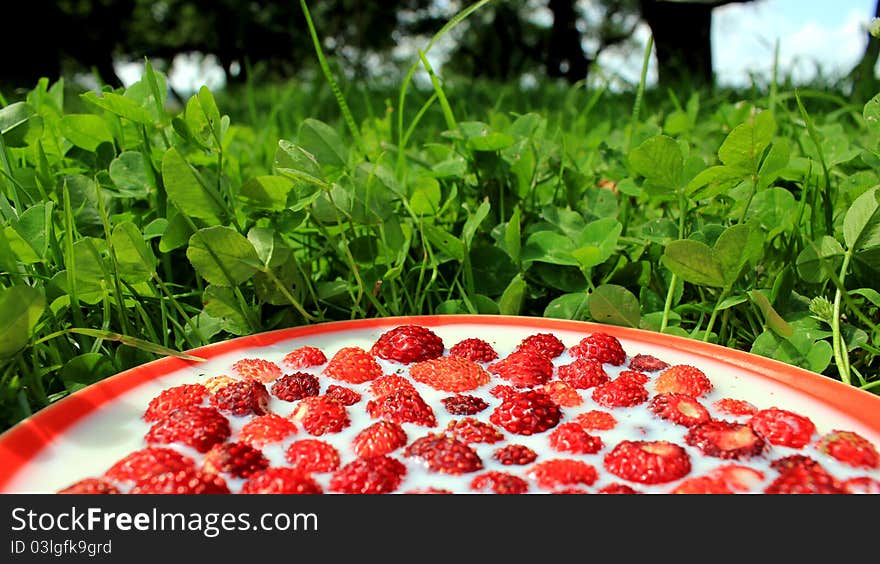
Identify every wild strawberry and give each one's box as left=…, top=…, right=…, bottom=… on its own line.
left=370, top=324, right=444, bottom=364
left=105, top=446, right=196, bottom=483
left=764, top=456, right=844, bottom=494
left=271, top=372, right=320, bottom=402
left=210, top=379, right=271, bottom=417
left=231, top=358, right=282, bottom=383
left=489, top=389, right=562, bottom=435
left=488, top=349, right=554, bottom=388
left=238, top=413, right=298, bottom=447
left=685, top=420, right=766, bottom=460
left=285, top=439, right=341, bottom=472
left=596, top=483, right=641, bottom=494
left=449, top=338, right=499, bottom=363
left=712, top=398, right=758, bottom=417
left=493, top=444, right=538, bottom=466
left=282, top=345, right=327, bottom=369
left=58, top=478, right=120, bottom=494
left=576, top=410, right=617, bottom=431
left=130, top=468, right=230, bottom=494
left=202, top=441, right=269, bottom=478
left=549, top=422, right=603, bottom=454
left=325, top=384, right=362, bottom=406
left=404, top=487, right=454, bottom=494
left=323, top=346, right=383, bottom=384
left=365, top=388, right=437, bottom=427
left=529, top=459, right=598, bottom=489
left=290, top=396, right=351, bottom=435
left=539, top=380, right=583, bottom=407
left=591, top=376, right=649, bottom=409
left=143, top=383, right=209, bottom=422
left=240, top=467, right=323, bottom=494
left=655, top=365, right=713, bottom=397
left=569, top=332, right=626, bottom=365
left=441, top=394, right=489, bottom=415
left=516, top=333, right=566, bottom=359
left=409, top=356, right=491, bottom=393
left=557, top=357, right=609, bottom=389
left=649, top=393, right=711, bottom=427
left=203, top=375, right=236, bottom=393
left=446, top=417, right=504, bottom=444
left=352, top=420, right=408, bottom=457
left=603, top=440, right=691, bottom=485
left=145, top=405, right=231, bottom=453
left=329, top=455, right=407, bottom=494
left=749, top=407, right=816, bottom=449
left=471, top=471, right=529, bottom=494
left=489, top=384, right=517, bottom=401
left=405, top=433, right=484, bottom=475
left=842, top=476, right=880, bottom=494
left=617, top=370, right=649, bottom=385
left=628, top=353, right=670, bottom=372
left=671, top=465, right=764, bottom=494
left=369, top=374, right=417, bottom=397
left=814, top=430, right=880, bottom=469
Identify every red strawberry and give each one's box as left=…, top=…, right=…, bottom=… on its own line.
left=596, top=483, right=641, bottom=494
left=405, top=433, right=484, bottom=475
left=130, top=468, right=230, bottom=494
left=814, top=430, right=880, bottom=469
left=231, top=358, right=282, bottom=383
left=548, top=422, right=604, bottom=454
left=655, top=364, right=713, bottom=397
left=551, top=487, right=591, bottom=494
left=352, top=420, right=408, bottom=457
left=202, top=441, right=269, bottom=478
left=271, top=372, right=321, bottom=402
left=764, top=456, right=844, bottom=494
left=290, top=396, right=351, bottom=435
left=282, top=346, right=327, bottom=369
left=649, top=393, right=711, bottom=427
left=369, top=374, right=417, bottom=397
left=671, top=465, right=764, bottom=494
left=685, top=420, right=766, bottom=460
left=329, top=455, right=407, bottom=494
left=203, top=375, right=236, bottom=393
left=323, top=346, right=383, bottom=384
left=325, top=385, right=362, bottom=406
left=569, top=332, right=626, bottom=365
left=365, top=388, right=437, bottom=427
left=210, top=379, right=271, bottom=417
left=842, top=476, right=880, bottom=494
left=449, top=338, right=499, bottom=363
left=557, top=357, right=609, bottom=389
left=516, top=333, right=566, bottom=359
left=441, top=394, right=489, bottom=415
left=529, top=459, right=598, bottom=489
left=591, top=376, right=649, bottom=409
left=410, top=356, right=491, bottom=392
left=603, top=440, right=691, bottom=485
left=628, top=353, right=670, bottom=372
left=471, top=471, right=529, bottom=494
left=370, top=324, right=444, bottom=364
left=489, top=384, right=517, bottom=401
left=489, top=389, right=562, bottom=435
left=58, top=478, right=120, bottom=494
left=404, top=487, right=454, bottom=494
left=105, top=446, right=197, bottom=482
left=539, top=380, right=583, bottom=407
left=617, top=370, right=649, bottom=385
left=493, top=444, right=538, bottom=466
left=285, top=439, right=341, bottom=472
left=576, top=410, right=617, bottom=431
left=749, top=407, right=816, bottom=449
left=240, top=467, right=323, bottom=494
left=143, top=383, right=209, bottom=422
left=446, top=417, right=504, bottom=444
left=145, top=405, right=231, bottom=453
left=238, top=413, right=298, bottom=447
left=712, top=398, right=758, bottom=417
left=488, top=349, right=554, bottom=388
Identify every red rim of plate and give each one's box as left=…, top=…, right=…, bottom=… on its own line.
left=1, top=314, right=878, bottom=491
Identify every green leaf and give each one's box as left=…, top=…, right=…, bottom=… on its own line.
left=718, top=110, right=776, bottom=170
left=852, top=287, right=880, bottom=308
left=66, top=328, right=205, bottom=361
left=750, top=329, right=832, bottom=373
left=661, top=240, right=725, bottom=287
left=0, top=102, right=41, bottom=147
left=544, top=292, right=588, bottom=320
left=80, top=91, right=153, bottom=125
left=109, top=152, right=151, bottom=198
left=423, top=224, right=465, bottom=262
left=202, top=285, right=250, bottom=336
left=589, top=284, right=640, bottom=327
left=239, top=175, right=296, bottom=211
left=409, top=176, right=442, bottom=216
left=461, top=200, right=490, bottom=248
left=504, top=206, right=522, bottom=263
left=864, top=92, right=880, bottom=129
left=572, top=218, right=621, bottom=269
left=159, top=209, right=194, bottom=252
left=59, top=114, right=114, bottom=152
left=748, top=290, right=794, bottom=337
left=796, top=236, right=845, bottom=284
left=4, top=227, right=41, bottom=264
left=521, top=231, right=578, bottom=266
left=298, top=118, right=348, bottom=167
left=686, top=165, right=744, bottom=200
left=843, top=187, right=880, bottom=252
left=628, top=134, right=684, bottom=192
left=0, top=285, right=45, bottom=359
left=60, top=353, right=116, bottom=393
left=714, top=223, right=753, bottom=285
left=161, top=147, right=224, bottom=222
left=187, top=226, right=261, bottom=287
left=498, top=274, right=526, bottom=315
left=110, top=222, right=157, bottom=284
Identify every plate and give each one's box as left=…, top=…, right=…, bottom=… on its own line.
left=1, top=315, right=878, bottom=494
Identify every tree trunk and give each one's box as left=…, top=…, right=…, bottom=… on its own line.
left=640, top=1, right=715, bottom=89
left=546, top=0, right=591, bottom=83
